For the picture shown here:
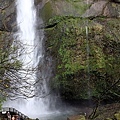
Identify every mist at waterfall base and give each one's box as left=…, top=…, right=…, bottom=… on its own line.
left=2, top=0, right=80, bottom=119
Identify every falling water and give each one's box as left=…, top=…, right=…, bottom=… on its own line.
left=3, top=0, right=53, bottom=118
left=2, top=0, right=84, bottom=119
left=85, top=26, right=91, bottom=99
left=85, top=0, right=92, bottom=101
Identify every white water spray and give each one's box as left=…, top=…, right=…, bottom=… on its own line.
left=3, top=0, right=53, bottom=118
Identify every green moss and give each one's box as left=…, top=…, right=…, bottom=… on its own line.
left=41, top=2, right=54, bottom=22
left=0, top=97, right=6, bottom=110
left=45, top=16, right=120, bottom=100
left=64, top=0, right=90, bottom=15
left=114, top=111, right=120, bottom=120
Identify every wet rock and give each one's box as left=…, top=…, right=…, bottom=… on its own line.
left=35, top=0, right=42, bottom=5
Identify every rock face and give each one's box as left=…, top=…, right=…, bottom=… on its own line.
left=38, top=0, right=90, bottom=22
left=36, top=0, right=120, bottom=22
left=82, top=1, right=108, bottom=18
left=33, top=0, right=120, bottom=102
left=0, top=0, right=16, bottom=31
left=82, top=1, right=119, bottom=18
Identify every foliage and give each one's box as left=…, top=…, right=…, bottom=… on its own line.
left=0, top=32, right=23, bottom=105
left=0, top=97, right=6, bottom=110
left=45, top=16, right=120, bottom=100
left=66, top=0, right=90, bottom=14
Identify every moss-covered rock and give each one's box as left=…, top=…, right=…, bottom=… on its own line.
left=40, top=0, right=90, bottom=22
left=39, top=0, right=120, bottom=23
left=114, top=111, right=120, bottom=120
left=45, top=16, right=120, bottom=100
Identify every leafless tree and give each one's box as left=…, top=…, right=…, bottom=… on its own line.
left=0, top=31, right=40, bottom=101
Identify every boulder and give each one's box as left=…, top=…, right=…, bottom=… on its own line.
left=82, top=1, right=108, bottom=18
left=103, top=2, right=119, bottom=17
left=82, top=0, right=120, bottom=18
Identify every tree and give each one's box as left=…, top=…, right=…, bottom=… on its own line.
left=0, top=32, right=38, bottom=108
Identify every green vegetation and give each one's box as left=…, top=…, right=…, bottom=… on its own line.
left=0, top=31, right=22, bottom=108
left=0, top=97, right=6, bottom=110
left=45, top=16, right=120, bottom=100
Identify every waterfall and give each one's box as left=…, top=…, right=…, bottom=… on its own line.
left=86, top=0, right=91, bottom=99
left=3, top=0, right=54, bottom=118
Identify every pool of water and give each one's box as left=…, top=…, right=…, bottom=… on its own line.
left=39, top=114, right=68, bottom=120
left=37, top=107, right=81, bottom=120
left=38, top=112, right=75, bottom=120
